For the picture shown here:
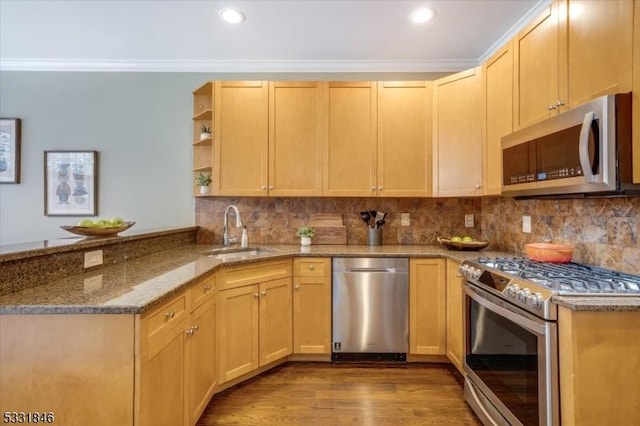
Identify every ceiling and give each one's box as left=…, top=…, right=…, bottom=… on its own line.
left=0, top=0, right=545, bottom=73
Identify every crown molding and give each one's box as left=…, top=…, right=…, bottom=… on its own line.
left=478, top=0, right=552, bottom=64
left=0, top=58, right=478, bottom=73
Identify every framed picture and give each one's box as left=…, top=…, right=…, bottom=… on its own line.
left=44, top=150, right=98, bottom=216
left=0, top=118, right=21, bottom=183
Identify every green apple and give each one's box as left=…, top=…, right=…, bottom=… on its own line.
left=76, top=219, right=94, bottom=228
left=462, top=236, right=474, bottom=242
left=109, top=217, right=125, bottom=227
left=94, top=219, right=109, bottom=228
left=450, top=236, right=463, bottom=242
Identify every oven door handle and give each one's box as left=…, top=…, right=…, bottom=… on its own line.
left=579, top=111, right=598, bottom=183
left=465, top=284, right=547, bottom=336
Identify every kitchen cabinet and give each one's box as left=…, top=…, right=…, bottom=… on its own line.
left=213, top=81, right=269, bottom=196
left=432, top=68, right=483, bottom=197
left=558, top=307, right=640, bottom=425
left=483, top=42, right=513, bottom=196
left=192, top=82, right=213, bottom=196
left=514, top=0, right=633, bottom=129
left=633, top=0, right=640, bottom=184
left=377, top=81, right=433, bottom=197
left=323, top=81, right=378, bottom=196
left=268, top=81, right=324, bottom=196
left=409, top=258, right=446, bottom=355
left=217, top=259, right=292, bottom=384
left=293, top=257, right=331, bottom=355
left=445, top=259, right=464, bottom=373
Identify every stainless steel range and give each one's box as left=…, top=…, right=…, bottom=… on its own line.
left=459, top=257, right=640, bottom=426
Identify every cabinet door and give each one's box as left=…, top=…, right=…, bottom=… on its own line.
left=217, top=284, right=259, bottom=383
left=139, top=325, right=187, bottom=426
left=213, top=81, right=268, bottom=196
left=634, top=0, right=640, bottom=183
left=514, top=2, right=561, bottom=128
left=377, top=81, right=432, bottom=197
left=259, top=277, right=292, bottom=366
left=293, top=258, right=331, bottom=354
left=432, top=68, right=483, bottom=197
left=409, top=258, right=446, bottom=355
left=187, top=299, right=216, bottom=426
left=269, top=81, right=323, bottom=196
left=445, top=260, right=464, bottom=373
left=562, top=0, right=633, bottom=108
left=483, top=42, right=513, bottom=196
left=323, top=81, right=377, bottom=196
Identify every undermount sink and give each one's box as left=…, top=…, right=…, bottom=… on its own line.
left=201, top=246, right=269, bottom=261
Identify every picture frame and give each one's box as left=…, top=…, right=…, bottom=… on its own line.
left=0, top=118, right=21, bottom=183
left=44, top=150, right=98, bottom=216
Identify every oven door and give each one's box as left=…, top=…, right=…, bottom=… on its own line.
left=463, top=283, right=559, bottom=426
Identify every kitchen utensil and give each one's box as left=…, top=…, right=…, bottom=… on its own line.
left=525, top=242, right=573, bottom=263
left=375, top=219, right=385, bottom=229
left=360, top=211, right=372, bottom=228
left=375, top=211, right=385, bottom=226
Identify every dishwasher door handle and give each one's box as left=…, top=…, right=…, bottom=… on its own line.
left=345, top=268, right=397, bottom=273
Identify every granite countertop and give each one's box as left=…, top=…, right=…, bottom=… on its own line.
left=1, top=241, right=638, bottom=314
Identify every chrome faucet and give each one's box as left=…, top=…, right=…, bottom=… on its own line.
left=223, top=205, right=243, bottom=247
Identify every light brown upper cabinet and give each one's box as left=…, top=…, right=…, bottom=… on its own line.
left=377, top=81, right=433, bottom=197
left=632, top=0, right=640, bottom=184
left=213, top=81, right=269, bottom=196
left=514, top=0, right=633, bottom=129
left=323, top=81, right=378, bottom=196
left=483, top=42, right=514, bottom=196
left=432, top=68, right=483, bottom=197
left=268, top=82, right=323, bottom=196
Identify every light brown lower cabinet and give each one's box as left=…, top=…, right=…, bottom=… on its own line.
left=293, top=257, right=332, bottom=354
left=217, top=260, right=293, bottom=384
left=445, top=259, right=464, bottom=372
left=409, top=258, right=447, bottom=355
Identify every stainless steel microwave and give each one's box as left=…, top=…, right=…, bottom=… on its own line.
left=501, top=93, right=638, bottom=198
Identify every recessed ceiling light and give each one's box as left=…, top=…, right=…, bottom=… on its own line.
left=219, top=8, right=246, bottom=24
left=409, top=7, right=436, bottom=24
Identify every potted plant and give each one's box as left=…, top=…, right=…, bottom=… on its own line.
left=195, top=173, right=212, bottom=194
left=200, top=124, right=212, bottom=140
left=296, top=226, right=316, bottom=246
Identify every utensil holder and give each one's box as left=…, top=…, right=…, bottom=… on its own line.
left=367, top=228, right=382, bottom=246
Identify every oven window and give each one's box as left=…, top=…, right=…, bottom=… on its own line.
left=466, top=299, right=539, bottom=426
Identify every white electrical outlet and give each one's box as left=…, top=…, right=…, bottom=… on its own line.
left=465, top=214, right=474, bottom=228
left=84, top=250, right=103, bottom=268
left=522, top=216, right=532, bottom=233
left=400, top=213, right=410, bottom=226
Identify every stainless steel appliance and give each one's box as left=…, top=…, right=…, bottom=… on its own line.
left=332, top=257, right=408, bottom=361
left=501, top=93, right=637, bottom=198
left=460, top=258, right=640, bottom=426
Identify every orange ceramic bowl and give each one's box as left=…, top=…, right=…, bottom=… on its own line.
left=525, top=243, right=574, bottom=263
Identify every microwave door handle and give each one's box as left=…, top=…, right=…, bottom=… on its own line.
left=579, top=111, right=596, bottom=182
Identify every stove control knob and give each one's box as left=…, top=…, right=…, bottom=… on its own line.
left=527, top=293, right=543, bottom=309
left=517, top=288, right=530, bottom=302
left=472, top=268, right=482, bottom=280
left=507, top=284, right=519, bottom=298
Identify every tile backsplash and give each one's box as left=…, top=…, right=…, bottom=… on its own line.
left=195, top=197, right=482, bottom=246
left=195, top=196, right=640, bottom=274
left=482, top=196, right=640, bottom=274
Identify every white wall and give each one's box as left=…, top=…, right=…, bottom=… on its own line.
left=0, top=71, right=447, bottom=245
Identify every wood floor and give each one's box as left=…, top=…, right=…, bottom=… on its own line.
left=197, top=362, right=481, bottom=425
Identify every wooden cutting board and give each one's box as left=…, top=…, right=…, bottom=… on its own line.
left=308, top=213, right=347, bottom=244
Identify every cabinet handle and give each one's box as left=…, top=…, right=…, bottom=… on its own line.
left=309, top=264, right=315, bottom=270
left=294, top=285, right=300, bottom=290
left=254, top=293, right=260, bottom=298
left=165, top=311, right=175, bottom=319
left=261, top=291, right=267, bottom=296
left=203, top=285, right=211, bottom=292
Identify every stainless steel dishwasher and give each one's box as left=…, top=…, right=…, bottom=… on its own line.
left=332, top=257, right=409, bottom=361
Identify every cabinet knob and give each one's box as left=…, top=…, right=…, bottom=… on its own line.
left=309, top=264, right=315, bottom=270
left=548, top=104, right=557, bottom=111
left=203, top=285, right=211, bottom=292
left=378, top=187, right=383, bottom=191
left=371, top=186, right=377, bottom=191
left=192, top=324, right=199, bottom=332
left=254, top=293, right=260, bottom=298
left=475, top=184, right=481, bottom=189
left=261, top=186, right=267, bottom=190
left=556, top=100, right=565, bottom=107
left=268, top=185, right=274, bottom=190
left=185, top=328, right=194, bottom=337
left=294, top=285, right=300, bottom=290
left=165, top=311, right=175, bottom=319
left=261, top=291, right=267, bottom=296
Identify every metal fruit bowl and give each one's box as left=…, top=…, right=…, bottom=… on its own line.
left=60, top=222, right=135, bottom=237
left=437, top=236, right=489, bottom=251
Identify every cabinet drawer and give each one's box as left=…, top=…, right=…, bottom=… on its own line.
left=220, top=259, right=292, bottom=290
left=294, top=257, right=330, bottom=277
left=190, top=274, right=216, bottom=310
left=144, top=293, right=187, bottom=340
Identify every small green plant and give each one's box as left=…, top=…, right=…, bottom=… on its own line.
left=195, top=173, right=212, bottom=186
left=296, top=226, right=316, bottom=238
left=200, top=124, right=211, bottom=134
